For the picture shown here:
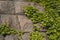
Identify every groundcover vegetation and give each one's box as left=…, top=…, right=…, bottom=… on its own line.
left=0, top=23, right=24, bottom=40
left=24, top=0, right=60, bottom=40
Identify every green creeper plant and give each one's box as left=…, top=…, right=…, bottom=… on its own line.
left=29, top=23, right=43, bottom=40
left=0, top=23, right=24, bottom=40
left=24, top=6, right=54, bottom=28
left=0, top=23, right=16, bottom=36
left=17, top=31, right=24, bottom=40
left=29, top=31, right=43, bottom=40
left=33, top=24, right=40, bottom=31
left=46, top=17, right=60, bottom=40
left=24, top=6, right=43, bottom=24
left=24, top=0, right=60, bottom=40
left=47, top=25, right=60, bottom=40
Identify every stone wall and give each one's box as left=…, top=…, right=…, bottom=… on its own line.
left=0, top=0, right=46, bottom=40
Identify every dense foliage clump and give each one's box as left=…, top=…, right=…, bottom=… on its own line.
left=29, top=24, right=43, bottom=40
left=0, top=23, right=24, bottom=40
left=24, top=6, right=43, bottom=23
left=0, top=23, right=16, bottom=36
left=29, top=31, right=43, bottom=40
left=24, top=0, right=60, bottom=40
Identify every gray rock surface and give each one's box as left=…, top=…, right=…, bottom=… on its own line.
left=14, top=2, right=30, bottom=14
left=0, top=1, right=15, bottom=14
left=0, top=35, right=4, bottom=40
left=9, top=15, right=21, bottom=31
left=1, top=15, right=10, bottom=25
left=18, top=15, right=33, bottom=32
left=5, top=35, right=18, bottom=40
left=0, top=0, right=13, bottom=1
left=22, top=33, right=29, bottom=40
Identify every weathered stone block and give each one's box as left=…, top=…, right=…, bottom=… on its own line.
left=0, top=35, right=4, bottom=40
left=0, top=0, right=13, bottom=1
left=14, top=0, right=24, bottom=1
left=1, top=15, right=21, bottom=31
left=22, top=33, right=29, bottom=40
left=18, top=15, right=33, bottom=32
left=10, top=15, right=21, bottom=31
left=1, top=15, right=10, bottom=25
left=14, top=2, right=30, bottom=14
left=30, top=3, right=44, bottom=13
left=0, top=1, right=15, bottom=14
left=5, top=35, right=18, bottom=40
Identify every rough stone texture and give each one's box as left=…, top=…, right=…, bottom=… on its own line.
left=1, top=15, right=10, bottom=25
left=9, top=15, right=21, bottom=31
left=5, top=35, right=18, bottom=40
left=0, top=1, right=15, bottom=14
left=14, top=0, right=25, bottom=1
left=0, top=0, right=13, bottom=1
left=18, top=15, right=33, bottom=32
left=14, top=2, right=31, bottom=14
left=0, top=0, right=25, bottom=1
left=0, top=35, right=4, bottom=40
left=22, top=33, right=29, bottom=40
left=30, top=3, right=44, bottom=13
left=1, top=15, right=21, bottom=31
